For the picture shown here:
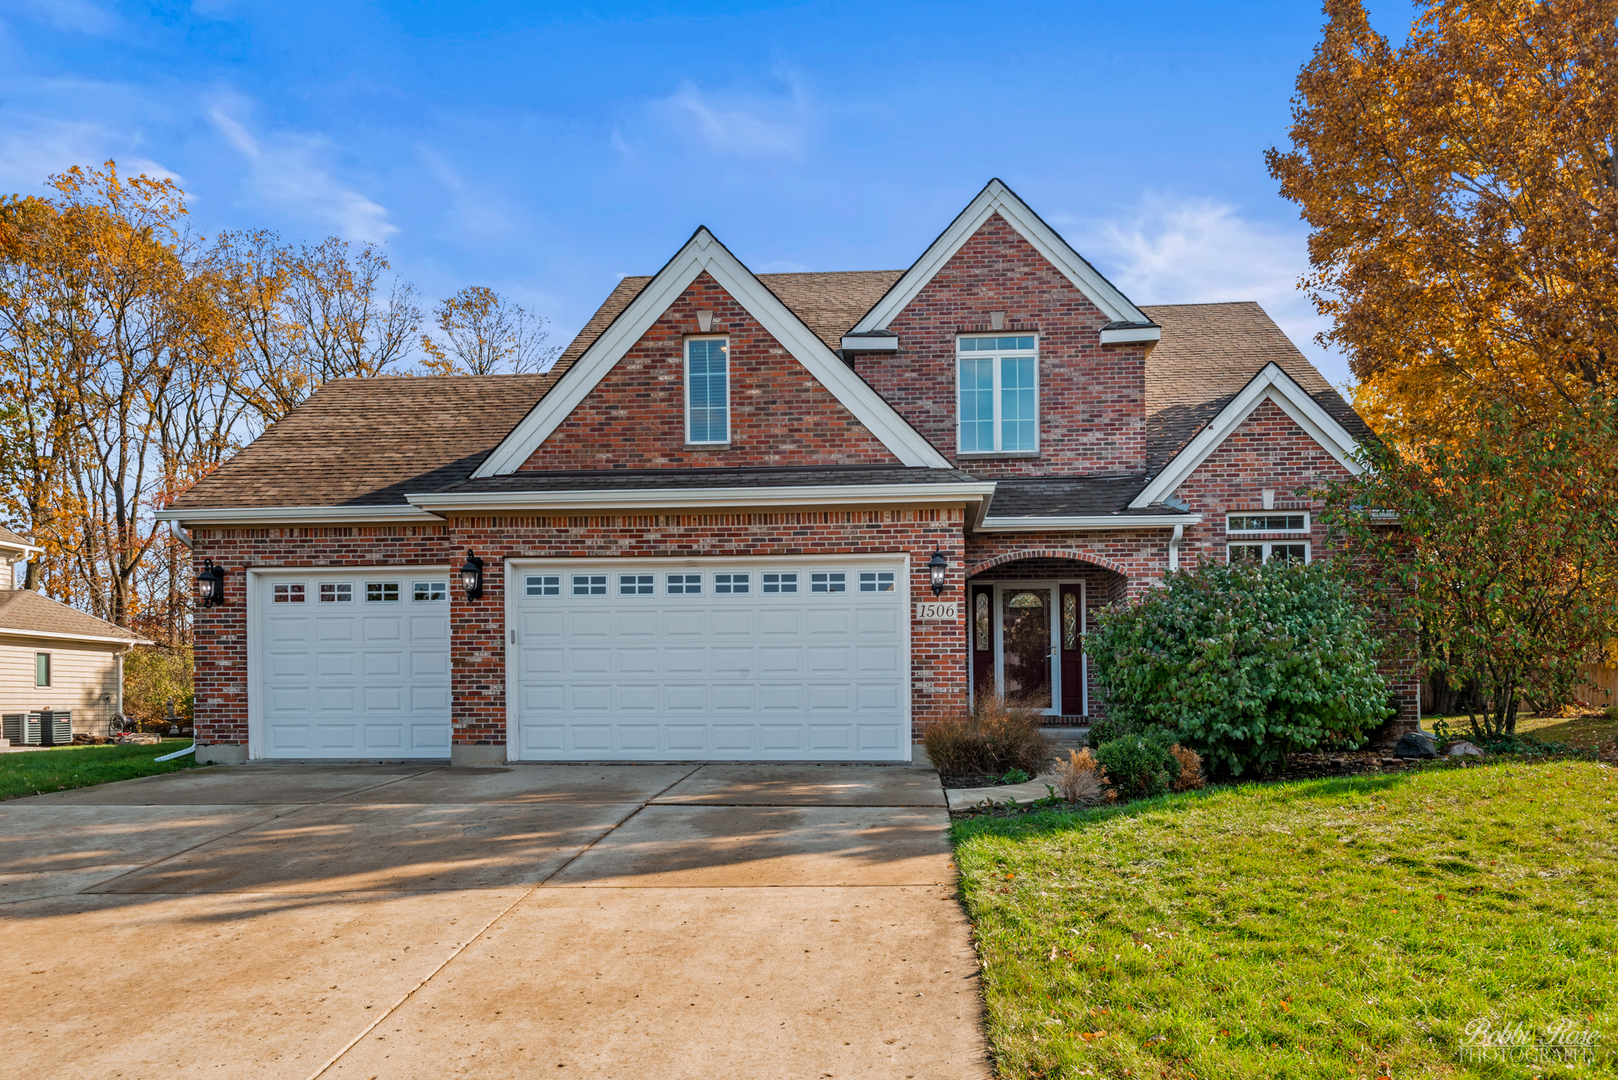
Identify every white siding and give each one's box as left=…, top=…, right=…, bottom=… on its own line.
left=0, top=635, right=125, bottom=736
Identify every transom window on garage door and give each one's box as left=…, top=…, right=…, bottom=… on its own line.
left=526, top=568, right=899, bottom=597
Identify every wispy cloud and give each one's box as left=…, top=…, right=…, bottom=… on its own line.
left=208, top=98, right=397, bottom=243
left=415, top=143, right=511, bottom=240
left=1061, top=194, right=1349, bottom=386
left=644, top=76, right=812, bottom=160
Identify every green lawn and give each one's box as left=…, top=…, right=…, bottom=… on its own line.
left=953, top=760, right=1617, bottom=1079
left=0, top=740, right=202, bottom=800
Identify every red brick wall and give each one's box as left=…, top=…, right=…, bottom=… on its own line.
left=522, top=271, right=900, bottom=471
left=858, top=212, right=1148, bottom=476
left=189, top=509, right=971, bottom=751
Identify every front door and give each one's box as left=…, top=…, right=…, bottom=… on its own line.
left=968, top=580, right=1086, bottom=716
left=1000, top=586, right=1053, bottom=710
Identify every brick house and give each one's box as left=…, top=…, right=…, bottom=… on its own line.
left=161, top=180, right=1416, bottom=766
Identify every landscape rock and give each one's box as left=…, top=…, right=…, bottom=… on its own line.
left=116, top=733, right=161, bottom=745
left=1445, top=740, right=1485, bottom=758
left=1393, top=731, right=1438, bottom=759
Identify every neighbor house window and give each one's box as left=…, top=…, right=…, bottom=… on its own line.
left=35, top=652, right=50, bottom=687
left=686, top=337, right=729, bottom=443
left=1226, top=513, right=1308, bottom=534
left=1228, top=542, right=1310, bottom=565
left=957, top=335, right=1038, bottom=453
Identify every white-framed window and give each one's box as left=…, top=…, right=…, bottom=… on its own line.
left=365, top=582, right=400, bottom=603
left=810, top=571, right=846, bottom=594
left=686, top=337, right=729, bottom=444
left=34, top=652, right=50, bottom=687
left=319, top=582, right=353, bottom=603
left=1228, top=542, right=1310, bottom=565
left=619, top=573, right=654, bottom=595
left=572, top=574, right=607, bottom=596
left=957, top=334, right=1038, bottom=453
left=714, top=572, right=750, bottom=594
left=272, top=583, right=306, bottom=603
left=762, top=572, right=798, bottom=594
left=413, top=581, right=447, bottom=602
left=859, top=571, right=896, bottom=593
left=1226, top=512, right=1309, bottom=534
left=666, top=573, right=702, bottom=595
left=526, top=575, right=560, bottom=596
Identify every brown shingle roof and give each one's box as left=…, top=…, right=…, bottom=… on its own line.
left=0, top=589, right=145, bottom=643
left=1141, top=301, right=1372, bottom=471
left=0, top=525, right=35, bottom=550
left=169, top=374, right=562, bottom=510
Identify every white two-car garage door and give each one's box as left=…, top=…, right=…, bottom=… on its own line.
left=510, top=558, right=910, bottom=761
left=254, top=569, right=452, bottom=758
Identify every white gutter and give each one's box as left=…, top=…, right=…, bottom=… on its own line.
left=155, top=505, right=445, bottom=526
left=1098, top=326, right=1163, bottom=345
left=977, top=513, right=1201, bottom=533
left=407, top=482, right=999, bottom=515
left=0, top=626, right=153, bottom=647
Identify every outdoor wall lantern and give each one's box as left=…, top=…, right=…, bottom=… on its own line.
left=459, top=550, right=485, bottom=601
left=196, top=559, right=226, bottom=607
left=928, top=550, right=949, bottom=596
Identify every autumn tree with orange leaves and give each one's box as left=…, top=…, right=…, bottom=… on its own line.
left=1267, top=0, right=1618, bottom=442
left=1, top=162, right=554, bottom=663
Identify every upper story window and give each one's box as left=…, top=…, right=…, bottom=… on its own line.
left=1227, top=512, right=1308, bottom=534
left=686, top=337, right=729, bottom=444
left=957, top=335, right=1038, bottom=454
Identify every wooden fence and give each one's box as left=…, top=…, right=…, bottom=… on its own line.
left=1572, top=664, right=1617, bottom=710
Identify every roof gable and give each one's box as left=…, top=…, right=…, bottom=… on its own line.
left=1130, top=361, right=1365, bottom=508
left=519, top=272, right=904, bottom=470
left=476, top=229, right=949, bottom=476
left=851, top=179, right=1156, bottom=336
left=0, top=589, right=149, bottom=645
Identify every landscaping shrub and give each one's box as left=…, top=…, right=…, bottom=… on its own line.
left=1082, top=712, right=1144, bottom=748
left=1094, top=733, right=1180, bottom=800
left=922, top=696, right=1054, bottom=775
left=1050, top=748, right=1111, bottom=805
left=1088, top=559, right=1391, bottom=777
left=1168, top=743, right=1205, bottom=792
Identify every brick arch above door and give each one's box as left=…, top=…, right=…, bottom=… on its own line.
left=966, top=547, right=1128, bottom=579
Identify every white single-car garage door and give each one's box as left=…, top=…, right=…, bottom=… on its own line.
left=254, top=569, right=452, bottom=758
left=510, top=558, right=910, bottom=761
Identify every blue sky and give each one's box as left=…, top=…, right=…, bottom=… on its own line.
left=0, top=1, right=1412, bottom=387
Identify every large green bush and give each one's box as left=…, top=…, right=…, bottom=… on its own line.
left=1088, top=560, right=1390, bottom=776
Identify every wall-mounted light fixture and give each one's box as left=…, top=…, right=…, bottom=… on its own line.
left=196, top=559, right=225, bottom=607
left=458, top=550, right=485, bottom=601
left=927, top=550, right=948, bottom=596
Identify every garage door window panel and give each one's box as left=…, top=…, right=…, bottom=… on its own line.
left=319, top=582, right=353, bottom=602
left=667, top=573, right=702, bottom=595
left=763, top=572, right=798, bottom=594
left=366, top=582, right=400, bottom=603
left=273, top=583, right=306, bottom=603
left=413, top=581, right=447, bottom=602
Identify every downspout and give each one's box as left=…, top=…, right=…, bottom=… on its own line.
left=169, top=520, right=194, bottom=550
left=1168, top=524, right=1184, bottom=572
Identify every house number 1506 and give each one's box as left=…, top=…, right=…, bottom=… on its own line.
left=913, top=602, right=958, bottom=620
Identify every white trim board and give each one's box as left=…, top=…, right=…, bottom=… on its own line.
left=474, top=228, right=950, bottom=476
left=409, top=481, right=997, bottom=515
left=1130, top=362, right=1365, bottom=509
left=976, top=513, right=1203, bottom=533
left=0, top=627, right=151, bottom=647
left=851, top=179, right=1159, bottom=338
left=156, top=505, right=446, bottom=526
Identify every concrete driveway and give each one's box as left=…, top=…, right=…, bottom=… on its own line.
left=0, top=762, right=989, bottom=1079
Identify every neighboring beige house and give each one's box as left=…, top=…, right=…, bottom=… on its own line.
left=0, top=527, right=148, bottom=742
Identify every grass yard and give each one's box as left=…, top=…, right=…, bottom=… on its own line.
left=954, top=759, right=1617, bottom=1079
left=1424, top=713, right=1617, bottom=751
left=0, top=740, right=202, bottom=800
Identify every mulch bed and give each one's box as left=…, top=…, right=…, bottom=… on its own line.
left=940, top=773, right=1035, bottom=790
